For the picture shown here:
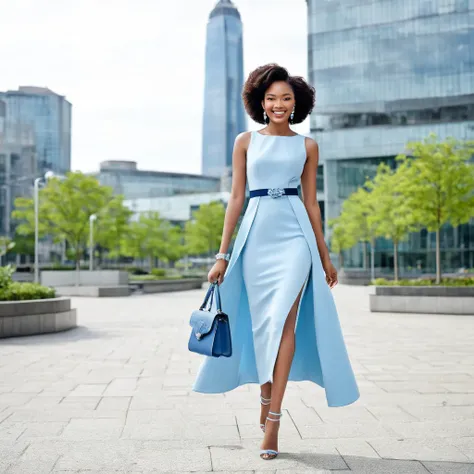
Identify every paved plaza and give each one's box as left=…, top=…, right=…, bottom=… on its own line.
left=0, top=285, right=473, bottom=474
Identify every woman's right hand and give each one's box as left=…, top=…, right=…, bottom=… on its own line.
left=208, top=259, right=228, bottom=285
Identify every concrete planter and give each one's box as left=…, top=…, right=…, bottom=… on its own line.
left=130, top=278, right=205, bottom=294
left=41, top=270, right=128, bottom=287
left=0, top=297, right=77, bottom=338
left=370, top=286, right=474, bottom=315
left=54, top=286, right=130, bottom=297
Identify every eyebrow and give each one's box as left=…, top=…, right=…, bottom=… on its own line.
left=266, top=93, right=292, bottom=97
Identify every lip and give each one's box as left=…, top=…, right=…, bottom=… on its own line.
left=272, top=111, right=286, bottom=117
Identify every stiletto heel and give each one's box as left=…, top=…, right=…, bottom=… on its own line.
left=259, top=395, right=271, bottom=432
left=260, top=411, right=282, bottom=460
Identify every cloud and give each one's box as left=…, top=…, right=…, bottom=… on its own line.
left=0, top=0, right=308, bottom=174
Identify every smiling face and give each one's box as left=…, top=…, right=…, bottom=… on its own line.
left=261, top=80, right=295, bottom=124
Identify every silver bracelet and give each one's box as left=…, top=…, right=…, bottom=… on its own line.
left=215, top=252, right=231, bottom=262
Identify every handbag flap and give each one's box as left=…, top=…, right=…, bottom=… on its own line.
left=189, top=309, right=217, bottom=339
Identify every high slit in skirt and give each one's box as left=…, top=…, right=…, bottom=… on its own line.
left=191, top=193, right=360, bottom=408
left=242, top=195, right=311, bottom=385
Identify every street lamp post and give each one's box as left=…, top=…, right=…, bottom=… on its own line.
left=34, top=171, right=55, bottom=284
left=89, top=214, right=97, bottom=271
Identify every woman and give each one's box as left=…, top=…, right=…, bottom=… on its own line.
left=192, top=64, right=359, bottom=460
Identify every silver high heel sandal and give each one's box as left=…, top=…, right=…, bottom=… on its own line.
left=260, top=411, right=282, bottom=460
left=259, top=395, right=271, bottom=432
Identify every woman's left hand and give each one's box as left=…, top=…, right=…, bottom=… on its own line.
left=323, top=259, right=338, bottom=289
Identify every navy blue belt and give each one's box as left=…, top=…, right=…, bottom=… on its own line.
left=249, top=187, right=298, bottom=199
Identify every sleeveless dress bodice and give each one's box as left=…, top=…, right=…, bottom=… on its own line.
left=246, top=132, right=306, bottom=190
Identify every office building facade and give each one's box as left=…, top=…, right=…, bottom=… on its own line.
left=202, top=0, right=246, bottom=177
left=307, top=0, right=474, bottom=273
left=91, top=160, right=221, bottom=200
left=0, top=86, right=72, bottom=175
left=0, top=100, right=37, bottom=236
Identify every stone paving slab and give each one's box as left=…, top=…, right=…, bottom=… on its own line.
left=0, top=285, right=473, bottom=473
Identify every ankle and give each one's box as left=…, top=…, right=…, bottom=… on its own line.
left=266, top=411, right=283, bottom=423
left=260, top=395, right=271, bottom=406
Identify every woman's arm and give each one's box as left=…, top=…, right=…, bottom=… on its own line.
left=208, top=132, right=249, bottom=285
left=301, top=138, right=338, bottom=287
left=218, top=132, right=249, bottom=254
left=300, top=138, right=329, bottom=263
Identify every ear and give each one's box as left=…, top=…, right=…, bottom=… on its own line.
left=261, top=99, right=265, bottom=110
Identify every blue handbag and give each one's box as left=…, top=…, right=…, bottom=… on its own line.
left=188, top=282, right=232, bottom=358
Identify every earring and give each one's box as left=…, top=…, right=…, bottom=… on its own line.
left=263, top=110, right=268, bottom=123
left=290, top=106, right=295, bottom=124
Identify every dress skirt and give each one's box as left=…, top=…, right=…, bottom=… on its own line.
left=242, top=195, right=311, bottom=386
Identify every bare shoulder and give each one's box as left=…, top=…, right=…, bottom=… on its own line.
left=304, top=136, right=319, bottom=154
left=304, top=137, right=319, bottom=166
left=234, top=131, right=252, bottom=150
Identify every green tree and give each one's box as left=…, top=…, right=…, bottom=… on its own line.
left=121, top=212, right=182, bottom=269
left=184, top=201, right=226, bottom=256
left=12, top=232, right=35, bottom=258
left=328, top=214, right=358, bottom=268
left=163, top=225, right=186, bottom=265
left=12, top=172, right=115, bottom=279
left=94, top=195, right=133, bottom=260
left=339, top=187, right=379, bottom=280
left=397, top=134, right=474, bottom=283
left=366, top=162, right=418, bottom=281
left=0, top=237, right=15, bottom=266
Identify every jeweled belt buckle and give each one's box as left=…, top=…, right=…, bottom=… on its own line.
left=267, top=188, right=285, bottom=198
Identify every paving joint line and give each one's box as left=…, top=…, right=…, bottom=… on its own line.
left=285, top=408, right=303, bottom=439
left=419, top=460, right=435, bottom=473
left=366, top=441, right=383, bottom=459
left=335, top=447, right=352, bottom=471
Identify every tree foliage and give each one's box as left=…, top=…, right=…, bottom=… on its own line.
left=12, top=172, right=119, bottom=269
left=328, top=134, right=474, bottom=283
left=396, top=134, right=474, bottom=282
left=366, top=162, right=418, bottom=280
left=184, top=201, right=226, bottom=255
left=328, top=214, right=358, bottom=267
left=94, top=195, right=133, bottom=258
left=120, top=211, right=184, bottom=267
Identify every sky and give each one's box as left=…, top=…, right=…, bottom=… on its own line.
left=0, top=0, right=309, bottom=175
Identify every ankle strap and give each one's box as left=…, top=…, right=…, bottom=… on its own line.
left=266, top=411, right=283, bottom=421
left=260, top=395, right=271, bottom=405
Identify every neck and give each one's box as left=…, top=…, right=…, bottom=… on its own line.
left=264, top=123, right=293, bottom=135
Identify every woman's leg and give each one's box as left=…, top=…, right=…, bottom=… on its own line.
left=260, top=286, right=304, bottom=456
left=260, top=381, right=272, bottom=428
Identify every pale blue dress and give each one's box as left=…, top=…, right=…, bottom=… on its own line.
left=192, top=131, right=359, bottom=407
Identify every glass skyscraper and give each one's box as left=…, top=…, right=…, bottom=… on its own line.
left=0, top=86, right=72, bottom=175
left=307, top=0, right=474, bottom=273
left=202, top=0, right=246, bottom=178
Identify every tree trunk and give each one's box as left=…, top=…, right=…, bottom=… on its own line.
left=370, top=238, right=375, bottom=282
left=362, top=242, right=367, bottom=270
left=75, top=250, right=80, bottom=287
left=435, top=228, right=441, bottom=284
left=339, top=251, right=344, bottom=269
left=393, top=240, right=399, bottom=281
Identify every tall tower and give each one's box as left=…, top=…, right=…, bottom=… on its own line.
left=202, top=0, right=246, bottom=178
